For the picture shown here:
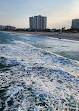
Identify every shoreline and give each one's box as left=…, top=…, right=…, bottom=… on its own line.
left=1, top=31, right=79, bottom=41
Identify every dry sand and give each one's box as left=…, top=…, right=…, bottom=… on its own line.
left=27, top=32, right=79, bottom=41
left=16, top=31, right=79, bottom=41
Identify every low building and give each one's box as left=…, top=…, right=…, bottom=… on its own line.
left=0, top=25, right=16, bottom=30
left=5, top=26, right=16, bottom=30
left=0, top=25, right=5, bottom=30
left=50, top=29, right=56, bottom=32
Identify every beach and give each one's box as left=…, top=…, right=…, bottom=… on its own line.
left=33, top=32, right=79, bottom=41
left=1, top=30, right=79, bottom=41
left=0, top=31, right=79, bottom=111
left=9, top=31, right=79, bottom=41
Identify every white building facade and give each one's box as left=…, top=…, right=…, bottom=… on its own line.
left=29, top=15, right=47, bottom=30
left=72, top=19, right=79, bottom=29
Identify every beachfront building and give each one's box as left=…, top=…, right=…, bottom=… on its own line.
left=72, top=19, right=79, bottom=29
left=37, top=15, right=42, bottom=30
left=29, top=17, right=34, bottom=30
left=0, top=25, right=5, bottom=30
left=5, top=26, right=16, bottom=30
left=0, top=25, right=16, bottom=30
left=34, top=16, right=38, bottom=30
left=42, top=16, right=47, bottom=30
left=29, top=15, right=47, bottom=30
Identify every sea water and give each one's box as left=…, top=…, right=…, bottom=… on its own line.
left=0, top=31, right=79, bottom=111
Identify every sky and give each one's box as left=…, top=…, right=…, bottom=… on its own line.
left=0, top=0, right=79, bottom=29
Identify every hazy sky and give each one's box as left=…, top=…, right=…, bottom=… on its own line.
left=0, top=0, right=79, bottom=29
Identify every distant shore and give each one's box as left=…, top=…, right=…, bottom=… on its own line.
left=1, top=31, right=79, bottom=41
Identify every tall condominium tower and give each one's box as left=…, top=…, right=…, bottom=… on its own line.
left=72, top=19, right=79, bottom=29
left=29, top=17, right=34, bottom=29
left=29, top=15, right=47, bottom=30
left=34, top=16, right=38, bottom=30
left=42, top=16, right=47, bottom=30
left=37, top=15, right=42, bottom=30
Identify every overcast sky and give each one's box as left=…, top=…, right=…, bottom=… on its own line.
left=0, top=0, right=79, bottom=29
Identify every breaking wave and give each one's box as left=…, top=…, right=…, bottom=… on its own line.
left=0, top=32, right=79, bottom=111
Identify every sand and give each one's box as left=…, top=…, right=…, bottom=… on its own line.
left=25, top=32, right=79, bottom=41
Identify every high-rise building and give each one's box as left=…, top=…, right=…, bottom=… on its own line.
left=29, top=17, right=34, bottom=29
left=42, top=16, right=47, bottom=30
left=72, top=19, right=79, bottom=29
left=34, top=16, right=38, bottom=30
left=29, top=15, right=47, bottom=30
left=37, top=15, right=42, bottom=30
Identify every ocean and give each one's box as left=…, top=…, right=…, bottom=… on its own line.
left=0, top=31, right=79, bottom=111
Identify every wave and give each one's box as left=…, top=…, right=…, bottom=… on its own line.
left=0, top=37, right=79, bottom=110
